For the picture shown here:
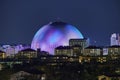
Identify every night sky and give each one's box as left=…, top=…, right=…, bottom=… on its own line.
left=0, top=0, right=120, bottom=46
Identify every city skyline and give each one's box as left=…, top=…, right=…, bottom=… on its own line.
left=0, top=0, right=120, bottom=46
left=0, top=1, right=120, bottom=80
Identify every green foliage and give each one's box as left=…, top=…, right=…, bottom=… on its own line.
left=0, top=69, right=15, bottom=80
left=0, top=59, right=119, bottom=80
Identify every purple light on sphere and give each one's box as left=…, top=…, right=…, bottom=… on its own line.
left=31, top=22, right=83, bottom=55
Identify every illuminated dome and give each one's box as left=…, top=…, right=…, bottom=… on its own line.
left=31, top=22, right=83, bottom=55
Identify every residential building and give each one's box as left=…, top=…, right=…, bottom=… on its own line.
left=69, top=38, right=90, bottom=49
left=82, top=46, right=102, bottom=56
left=55, top=46, right=73, bottom=56
left=0, top=50, right=6, bottom=59
left=16, top=48, right=37, bottom=59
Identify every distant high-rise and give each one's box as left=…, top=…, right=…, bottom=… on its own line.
left=110, top=33, right=120, bottom=46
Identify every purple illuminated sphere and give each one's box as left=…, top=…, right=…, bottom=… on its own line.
left=31, top=22, right=83, bottom=55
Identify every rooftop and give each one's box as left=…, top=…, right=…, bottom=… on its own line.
left=20, top=48, right=36, bottom=52
left=69, top=38, right=88, bottom=41
left=85, top=46, right=102, bottom=49
left=55, top=46, right=72, bottom=49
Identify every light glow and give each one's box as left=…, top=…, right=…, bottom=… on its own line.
left=31, top=22, right=83, bottom=54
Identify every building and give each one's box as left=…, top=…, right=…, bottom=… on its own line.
left=0, top=44, right=30, bottom=57
left=1, top=45, right=15, bottom=57
left=55, top=46, right=73, bottom=56
left=110, top=33, right=120, bottom=46
left=69, top=38, right=90, bottom=49
left=108, top=45, right=120, bottom=56
left=82, top=46, right=102, bottom=56
left=107, top=45, right=120, bottom=60
left=72, top=45, right=82, bottom=56
left=103, top=47, right=108, bottom=55
left=0, top=50, right=6, bottom=59
left=16, top=48, right=37, bottom=59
